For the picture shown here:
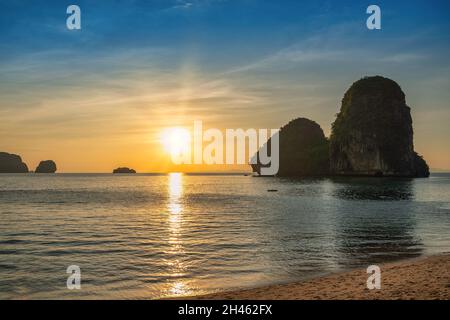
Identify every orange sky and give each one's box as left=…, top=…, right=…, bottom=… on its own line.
left=1, top=2, right=450, bottom=172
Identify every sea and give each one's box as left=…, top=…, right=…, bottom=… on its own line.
left=1, top=173, right=450, bottom=299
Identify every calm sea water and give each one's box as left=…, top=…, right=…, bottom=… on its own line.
left=0, top=173, right=450, bottom=299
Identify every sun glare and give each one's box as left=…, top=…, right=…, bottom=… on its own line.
left=160, top=127, right=191, bottom=157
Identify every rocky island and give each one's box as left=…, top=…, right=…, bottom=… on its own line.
left=35, top=160, right=57, bottom=173
left=0, top=152, right=29, bottom=173
left=113, top=167, right=136, bottom=174
left=251, top=76, right=429, bottom=177
left=251, top=118, right=329, bottom=176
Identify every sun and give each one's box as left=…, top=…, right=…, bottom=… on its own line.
left=160, top=127, right=191, bottom=157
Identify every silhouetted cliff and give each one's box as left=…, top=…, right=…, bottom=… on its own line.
left=329, top=76, right=429, bottom=177
left=0, top=152, right=29, bottom=173
left=251, top=118, right=329, bottom=176
left=35, top=160, right=57, bottom=173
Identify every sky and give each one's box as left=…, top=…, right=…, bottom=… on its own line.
left=0, top=0, right=449, bottom=172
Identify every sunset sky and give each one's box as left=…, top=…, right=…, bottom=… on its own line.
left=1, top=0, right=449, bottom=172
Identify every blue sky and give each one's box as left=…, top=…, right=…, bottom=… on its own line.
left=1, top=0, right=450, bottom=171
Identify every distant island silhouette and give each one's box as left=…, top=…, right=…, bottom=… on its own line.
left=35, top=160, right=57, bottom=173
left=0, top=152, right=58, bottom=174
left=0, top=152, right=28, bottom=173
left=252, top=76, right=430, bottom=177
left=113, top=167, right=136, bottom=174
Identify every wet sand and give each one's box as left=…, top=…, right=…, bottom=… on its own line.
left=190, top=254, right=450, bottom=300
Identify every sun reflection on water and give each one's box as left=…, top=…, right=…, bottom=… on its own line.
left=169, top=172, right=183, bottom=201
left=168, top=172, right=183, bottom=229
left=166, top=173, right=190, bottom=296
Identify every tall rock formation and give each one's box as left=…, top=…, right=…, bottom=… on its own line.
left=251, top=118, right=329, bottom=176
left=330, top=76, right=429, bottom=177
left=0, top=152, right=29, bottom=173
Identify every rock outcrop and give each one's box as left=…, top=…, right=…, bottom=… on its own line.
left=412, top=152, right=430, bottom=178
left=35, top=160, right=57, bottom=173
left=0, top=152, right=29, bottom=173
left=251, top=118, right=329, bottom=176
left=329, top=76, right=429, bottom=177
left=113, top=167, right=136, bottom=174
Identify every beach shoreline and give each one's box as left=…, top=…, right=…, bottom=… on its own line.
left=184, top=253, right=450, bottom=300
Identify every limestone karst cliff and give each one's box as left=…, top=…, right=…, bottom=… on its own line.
left=329, top=76, right=429, bottom=177
left=0, top=152, right=29, bottom=173
left=35, top=160, right=57, bottom=173
left=251, top=118, right=329, bottom=176
left=252, top=76, right=429, bottom=177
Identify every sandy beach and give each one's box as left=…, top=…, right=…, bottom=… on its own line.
left=191, top=254, right=450, bottom=300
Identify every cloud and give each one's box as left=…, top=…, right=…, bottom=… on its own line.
left=168, top=0, right=227, bottom=11
left=172, top=1, right=194, bottom=9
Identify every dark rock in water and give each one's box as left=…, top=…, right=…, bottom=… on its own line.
left=113, top=167, right=136, bottom=174
left=251, top=118, right=329, bottom=176
left=413, top=152, right=429, bottom=178
left=330, top=76, right=429, bottom=177
left=35, top=160, right=57, bottom=173
left=0, top=152, right=29, bottom=173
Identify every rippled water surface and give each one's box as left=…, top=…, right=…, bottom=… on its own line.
left=1, top=173, right=450, bottom=299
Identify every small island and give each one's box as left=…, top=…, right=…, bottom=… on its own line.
left=113, top=167, right=136, bottom=174
left=0, top=152, right=29, bottom=173
left=35, top=160, right=57, bottom=173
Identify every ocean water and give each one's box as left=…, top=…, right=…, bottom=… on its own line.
left=0, top=173, right=450, bottom=299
